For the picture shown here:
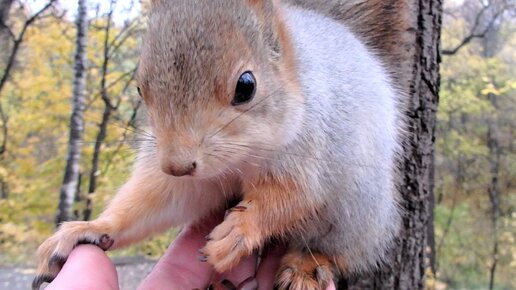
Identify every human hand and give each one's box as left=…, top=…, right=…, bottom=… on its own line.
left=44, top=216, right=337, bottom=290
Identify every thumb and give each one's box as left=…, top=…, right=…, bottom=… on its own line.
left=46, top=245, right=119, bottom=290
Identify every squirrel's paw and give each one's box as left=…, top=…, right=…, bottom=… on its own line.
left=275, top=249, right=336, bottom=290
left=201, top=203, right=261, bottom=272
left=32, top=221, right=114, bottom=290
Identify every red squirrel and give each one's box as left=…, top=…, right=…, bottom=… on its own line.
left=34, top=0, right=408, bottom=289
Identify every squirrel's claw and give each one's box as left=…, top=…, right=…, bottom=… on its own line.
left=31, top=274, right=54, bottom=290
left=202, top=202, right=261, bottom=273
left=33, top=221, right=114, bottom=290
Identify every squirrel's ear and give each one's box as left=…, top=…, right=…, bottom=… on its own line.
left=247, top=0, right=283, bottom=60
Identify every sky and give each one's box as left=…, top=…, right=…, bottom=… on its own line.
left=30, top=0, right=141, bottom=24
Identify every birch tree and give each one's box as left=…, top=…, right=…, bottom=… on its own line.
left=56, top=0, right=88, bottom=225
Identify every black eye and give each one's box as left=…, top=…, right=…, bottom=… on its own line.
left=232, top=72, right=256, bottom=106
left=137, top=86, right=142, bottom=97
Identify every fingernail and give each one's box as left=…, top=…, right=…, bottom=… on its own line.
left=237, top=277, right=258, bottom=290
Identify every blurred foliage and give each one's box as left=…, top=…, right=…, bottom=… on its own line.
left=0, top=1, right=175, bottom=266
left=435, top=1, right=515, bottom=289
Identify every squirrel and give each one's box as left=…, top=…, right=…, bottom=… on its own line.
left=34, top=0, right=408, bottom=289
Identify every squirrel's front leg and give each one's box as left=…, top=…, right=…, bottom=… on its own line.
left=202, top=173, right=340, bottom=289
left=33, top=165, right=178, bottom=289
left=202, top=173, right=317, bottom=272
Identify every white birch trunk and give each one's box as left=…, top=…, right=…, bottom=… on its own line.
left=56, top=0, right=88, bottom=225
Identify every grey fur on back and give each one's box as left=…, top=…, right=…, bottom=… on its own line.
left=286, top=0, right=412, bottom=87
left=277, top=4, right=402, bottom=272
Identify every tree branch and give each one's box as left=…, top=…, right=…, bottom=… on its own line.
left=0, top=0, right=57, bottom=94
left=0, top=0, right=57, bottom=157
left=0, top=101, right=8, bottom=155
left=443, top=4, right=506, bottom=56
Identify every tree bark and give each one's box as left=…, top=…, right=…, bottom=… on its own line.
left=345, top=0, right=442, bottom=289
left=0, top=0, right=14, bottom=50
left=486, top=93, right=501, bottom=290
left=56, top=0, right=88, bottom=225
left=0, top=0, right=13, bottom=19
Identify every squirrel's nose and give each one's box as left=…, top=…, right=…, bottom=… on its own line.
left=161, top=161, right=197, bottom=177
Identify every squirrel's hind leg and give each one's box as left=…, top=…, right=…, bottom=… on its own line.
left=275, top=247, right=345, bottom=290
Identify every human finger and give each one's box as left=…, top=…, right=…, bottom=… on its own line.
left=255, top=244, right=286, bottom=290
left=327, top=281, right=337, bottom=290
left=138, top=217, right=222, bottom=290
left=209, top=252, right=257, bottom=288
left=45, top=245, right=118, bottom=290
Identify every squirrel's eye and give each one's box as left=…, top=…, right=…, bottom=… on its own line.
left=232, top=72, right=256, bottom=106
left=137, top=86, right=142, bottom=97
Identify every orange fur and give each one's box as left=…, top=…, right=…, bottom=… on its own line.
left=277, top=250, right=336, bottom=290
left=203, top=171, right=321, bottom=273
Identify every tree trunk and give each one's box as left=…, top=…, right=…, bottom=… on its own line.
left=344, top=1, right=442, bottom=289
left=0, top=0, right=13, bottom=20
left=486, top=93, right=501, bottom=290
left=84, top=104, right=112, bottom=221
left=83, top=0, right=116, bottom=221
left=56, top=0, right=88, bottom=225
left=0, top=0, right=14, bottom=52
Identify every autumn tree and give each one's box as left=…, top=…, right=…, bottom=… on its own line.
left=56, top=0, right=88, bottom=224
left=0, top=0, right=57, bottom=156
left=0, top=1, right=144, bottom=264
left=435, top=0, right=515, bottom=288
left=83, top=0, right=142, bottom=221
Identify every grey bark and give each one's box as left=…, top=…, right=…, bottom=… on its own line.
left=0, top=0, right=13, bottom=20
left=344, top=0, right=442, bottom=289
left=0, top=0, right=14, bottom=52
left=56, top=0, right=88, bottom=225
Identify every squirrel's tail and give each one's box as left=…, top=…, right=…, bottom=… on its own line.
left=286, top=0, right=411, bottom=84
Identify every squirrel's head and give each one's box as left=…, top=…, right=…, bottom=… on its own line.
left=137, top=0, right=303, bottom=179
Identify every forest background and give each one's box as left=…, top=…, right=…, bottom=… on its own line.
left=0, top=0, right=514, bottom=289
